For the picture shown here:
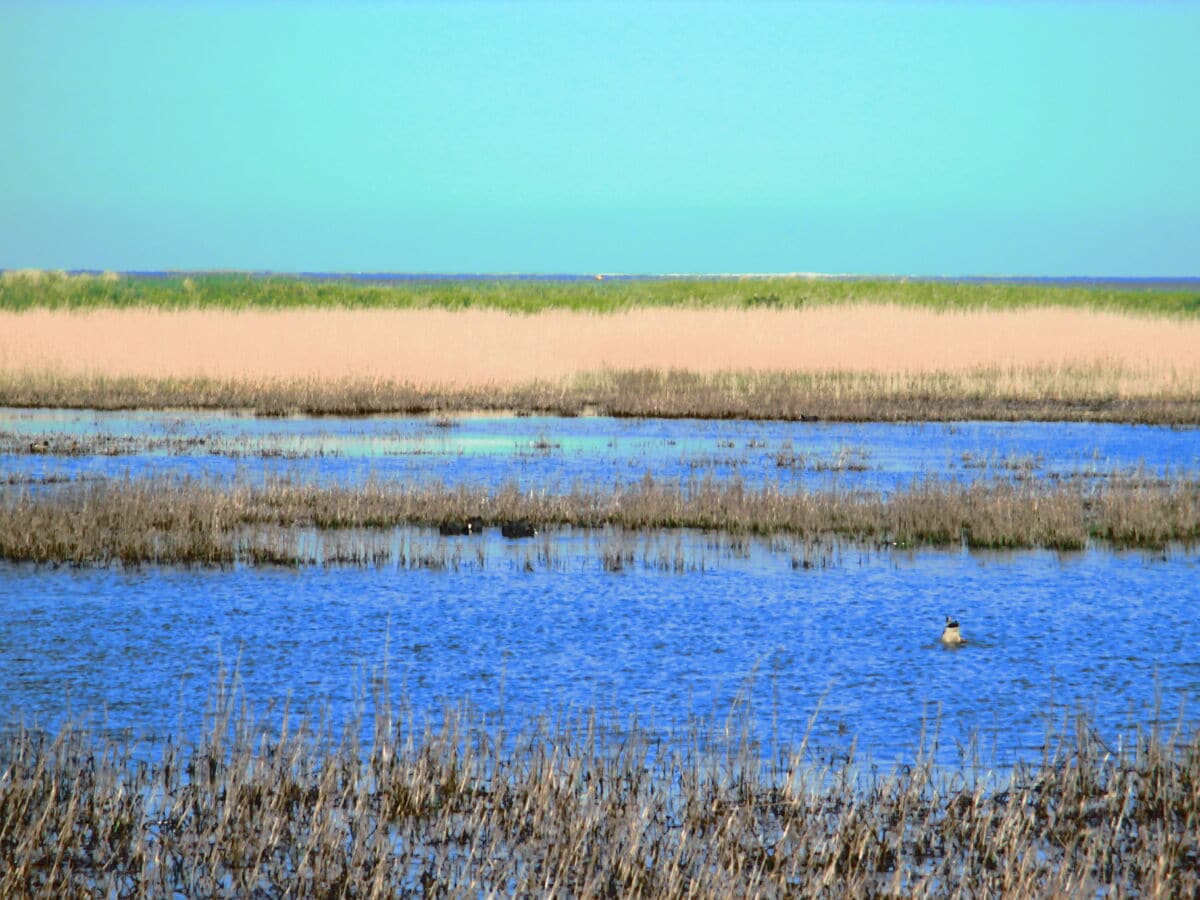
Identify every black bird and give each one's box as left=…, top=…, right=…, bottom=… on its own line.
left=500, top=521, right=537, bottom=539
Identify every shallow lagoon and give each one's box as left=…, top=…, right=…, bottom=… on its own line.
left=3, top=407, right=1199, bottom=491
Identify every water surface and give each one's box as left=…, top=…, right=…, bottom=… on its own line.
left=2, top=541, right=1195, bottom=769
left=4, top=408, right=1196, bottom=493
left=3, top=407, right=1197, bottom=769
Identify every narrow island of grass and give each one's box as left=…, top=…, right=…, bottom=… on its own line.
left=2, top=473, right=1196, bottom=566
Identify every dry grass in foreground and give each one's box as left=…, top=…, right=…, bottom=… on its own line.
left=1, top=473, right=1197, bottom=566
left=3, top=366, right=1200, bottom=423
left=2, top=690, right=1197, bottom=897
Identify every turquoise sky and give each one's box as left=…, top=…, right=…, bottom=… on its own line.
left=2, top=1, right=1196, bottom=275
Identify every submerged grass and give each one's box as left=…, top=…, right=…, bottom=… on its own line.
left=1, top=473, right=1196, bottom=566
left=3, top=365, right=1199, bottom=423
left=2, top=686, right=1197, bottom=897
left=2, top=269, right=1199, bottom=316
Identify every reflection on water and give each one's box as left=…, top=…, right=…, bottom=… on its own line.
left=2, top=543, right=1196, bottom=768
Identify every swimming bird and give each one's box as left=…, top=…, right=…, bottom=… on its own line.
left=438, top=516, right=486, bottom=536
left=500, top=520, right=537, bottom=539
left=940, top=615, right=964, bottom=645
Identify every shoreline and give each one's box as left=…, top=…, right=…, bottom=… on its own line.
left=9, top=268, right=1200, bottom=287
left=3, top=367, right=1199, bottom=423
left=2, top=295, right=1196, bottom=422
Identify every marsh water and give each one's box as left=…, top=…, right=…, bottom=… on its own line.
left=1, top=408, right=1198, bottom=769
left=4, top=408, right=1199, bottom=491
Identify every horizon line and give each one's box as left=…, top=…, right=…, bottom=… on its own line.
left=3, top=268, right=1199, bottom=284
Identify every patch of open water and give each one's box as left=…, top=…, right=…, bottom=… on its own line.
left=1, top=538, right=1196, bottom=770
left=3, top=408, right=1198, bottom=491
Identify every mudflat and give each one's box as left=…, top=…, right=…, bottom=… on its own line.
left=1, top=306, right=1196, bottom=385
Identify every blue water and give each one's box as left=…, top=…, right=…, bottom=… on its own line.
left=3, top=408, right=1198, bottom=769
left=1, top=541, right=1196, bottom=769
left=3, top=408, right=1197, bottom=493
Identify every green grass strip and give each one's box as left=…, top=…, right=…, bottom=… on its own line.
left=3, top=270, right=1199, bottom=316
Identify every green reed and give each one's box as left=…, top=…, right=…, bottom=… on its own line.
left=2, top=269, right=1198, bottom=316
left=2, top=687, right=1196, bottom=897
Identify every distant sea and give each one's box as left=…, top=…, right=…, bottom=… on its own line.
left=54, top=272, right=1200, bottom=291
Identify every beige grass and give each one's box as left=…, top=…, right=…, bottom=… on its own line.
left=2, top=306, right=1197, bottom=386
left=5, top=366, right=1199, bottom=422
left=4, top=473, right=1197, bottom=566
left=3, top=690, right=1198, bottom=897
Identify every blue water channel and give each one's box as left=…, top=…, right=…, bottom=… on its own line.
left=1, top=535, right=1197, bottom=770
left=1, top=409, right=1198, bottom=770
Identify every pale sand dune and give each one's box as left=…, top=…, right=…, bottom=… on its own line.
left=0, top=306, right=1196, bottom=385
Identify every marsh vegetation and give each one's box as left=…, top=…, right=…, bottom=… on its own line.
left=3, top=269, right=1199, bottom=317
left=4, top=365, right=1199, bottom=423
left=2, top=472, right=1197, bottom=566
left=2, top=687, right=1196, bottom=897
left=4, top=271, right=1198, bottom=892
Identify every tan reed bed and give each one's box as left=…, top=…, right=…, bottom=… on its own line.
left=1, top=473, right=1197, bottom=566
left=1, top=685, right=1197, bottom=897
left=4, top=301, right=1199, bottom=382
left=2, top=365, right=1200, bottom=423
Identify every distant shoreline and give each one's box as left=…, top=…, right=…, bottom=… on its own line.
left=2, top=273, right=1197, bottom=421
left=5, top=269, right=1198, bottom=291
left=3, top=269, right=1198, bottom=318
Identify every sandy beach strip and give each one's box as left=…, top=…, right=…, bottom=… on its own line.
left=1, top=306, right=1197, bottom=385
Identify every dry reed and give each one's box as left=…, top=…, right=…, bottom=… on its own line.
left=3, top=366, right=1200, bottom=423
left=1, top=685, right=1196, bottom=897
left=1, top=473, right=1196, bottom=566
